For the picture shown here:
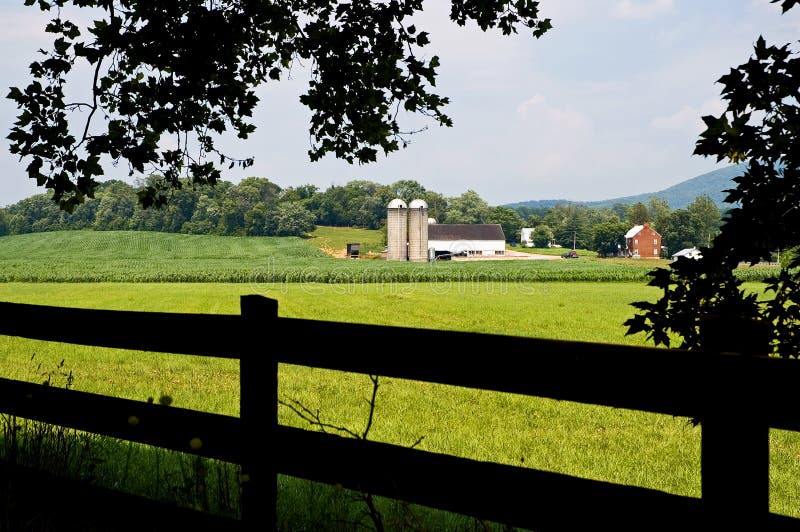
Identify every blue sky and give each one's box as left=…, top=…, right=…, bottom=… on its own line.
left=1, top=1, right=798, bottom=208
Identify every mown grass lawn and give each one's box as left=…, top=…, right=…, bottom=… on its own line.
left=0, top=229, right=795, bottom=526
left=1, top=281, right=798, bottom=523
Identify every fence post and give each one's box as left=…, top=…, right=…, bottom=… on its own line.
left=240, top=295, right=279, bottom=531
left=700, top=315, right=769, bottom=529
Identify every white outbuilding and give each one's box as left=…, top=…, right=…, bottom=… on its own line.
left=671, top=247, right=702, bottom=261
left=520, top=227, right=535, bottom=247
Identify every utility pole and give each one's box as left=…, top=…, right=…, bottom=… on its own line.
left=573, top=231, right=576, bottom=250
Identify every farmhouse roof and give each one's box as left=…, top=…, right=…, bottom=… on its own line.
left=428, top=224, right=506, bottom=241
left=625, top=224, right=644, bottom=238
left=625, top=222, right=661, bottom=239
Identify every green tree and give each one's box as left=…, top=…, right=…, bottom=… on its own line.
left=93, top=181, right=136, bottom=230
left=524, top=213, right=543, bottom=227
left=626, top=202, right=649, bottom=225
left=280, top=185, right=319, bottom=204
left=305, top=180, right=386, bottom=229
left=388, top=180, right=428, bottom=204
left=4, top=193, right=63, bottom=233
left=627, top=4, right=800, bottom=359
left=130, top=177, right=203, bottom=232
left=487, top=206, right=525, bottom=243
left=0, top=210, right=7, bottom=236
left=647, top=197, right=672, bottom=235
left=182, top=192, right=226, bottom=235
left=661, top=209, right=701, bottom=256
left=609, top=203, right=628, bottom=222
left=549, top=205, right=590, bottom=249
left=217, top=177, right=282, bottom=235
left=8, top=1, right=550, bottom=211
left=686, top=194, right=721, bottom=247
left=443, top=190, right=492, bottom=224
left=592, top=221, right=628, bottom=257
left=531, top=224, right=554, bottom=247
left=63, top=196, right=100, bottom=229
left=273, top=201, right=316, bottom=237
left=422, top=191, right=448, bottom=224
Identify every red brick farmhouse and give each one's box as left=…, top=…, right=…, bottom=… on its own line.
left=625, top=222, right=663, bottom=258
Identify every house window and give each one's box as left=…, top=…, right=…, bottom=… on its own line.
left=634, top=239, right=638, bottom=245
left=654, top=239, right=657, bottom=245
left=653, top=249, right=658, bottom=255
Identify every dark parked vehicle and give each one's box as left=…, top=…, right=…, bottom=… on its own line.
left=561, top=250, right=579, bottom=258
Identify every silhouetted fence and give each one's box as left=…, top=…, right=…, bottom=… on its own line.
left=0, top=295, right=799, bottom=531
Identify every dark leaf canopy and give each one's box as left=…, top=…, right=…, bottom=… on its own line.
left=7, top=0, right=551, bottom=211
left=627, top=2, right=800, bottom=359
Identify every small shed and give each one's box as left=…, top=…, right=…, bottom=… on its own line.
left=672, top=247, right=702, bottom=261
left=346, top=243, right=360, bottom=258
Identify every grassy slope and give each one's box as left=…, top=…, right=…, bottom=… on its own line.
left=308, top=225, right=386, bottom=256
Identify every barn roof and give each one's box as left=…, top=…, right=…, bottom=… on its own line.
left=428, top=224, right=506, bottom=241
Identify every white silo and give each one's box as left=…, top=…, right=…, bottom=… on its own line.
left=407, top=199, right=429, bottom=262
left=386, top=198, right=408, bottom=261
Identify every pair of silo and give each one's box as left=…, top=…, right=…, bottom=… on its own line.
left=386, top=198, right=428, bottom=262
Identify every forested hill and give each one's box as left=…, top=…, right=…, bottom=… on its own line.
left=506, top=164, right=747, bottom=211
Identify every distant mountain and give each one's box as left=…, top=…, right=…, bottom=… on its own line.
left=505, top=164, right=747, bottom=211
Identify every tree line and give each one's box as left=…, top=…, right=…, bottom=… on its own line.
left=0, top=176, right=722, bottom=255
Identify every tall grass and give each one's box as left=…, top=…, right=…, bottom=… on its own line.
left=0, top=355, right=241, bottom=529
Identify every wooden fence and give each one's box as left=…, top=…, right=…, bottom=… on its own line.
left=0, top=294, right=799, bottom=531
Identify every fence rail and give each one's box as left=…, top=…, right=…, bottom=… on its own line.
left=0, top=296, right=799, bottom=531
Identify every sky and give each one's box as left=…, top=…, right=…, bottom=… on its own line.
left=1, top=1, right=799, bottom=208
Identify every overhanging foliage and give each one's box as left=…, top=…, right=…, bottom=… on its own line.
left=7, top=1, right=551, bottom=212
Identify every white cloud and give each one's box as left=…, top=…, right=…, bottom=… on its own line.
left=651, top=98, right=725, bottom=132
left=516, top=95, right=593, bottom=132
left=0, top=6, right=103, bottom=44
left=516, top=94, right=546, bottom=116
left=546, top=107, right=593, bottom=131
left=0, top=12, right=51, bottom=44
left=613, top=0, right=673, bottom=19
left=572, top=81, right=629, bottom=97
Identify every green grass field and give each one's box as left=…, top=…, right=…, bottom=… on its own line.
left=0, top=231, right=777, bottom=282
left=0, top=230, right=796, bottom=527
left=0, top=281, right=798, bottom=523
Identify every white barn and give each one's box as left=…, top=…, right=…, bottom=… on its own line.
left=427, top=224, right=506, bottom=257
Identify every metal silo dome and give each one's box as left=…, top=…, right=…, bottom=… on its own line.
left=408, top=199, right=428, bottom=209
left=388, top=198, right=407, bottom=209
